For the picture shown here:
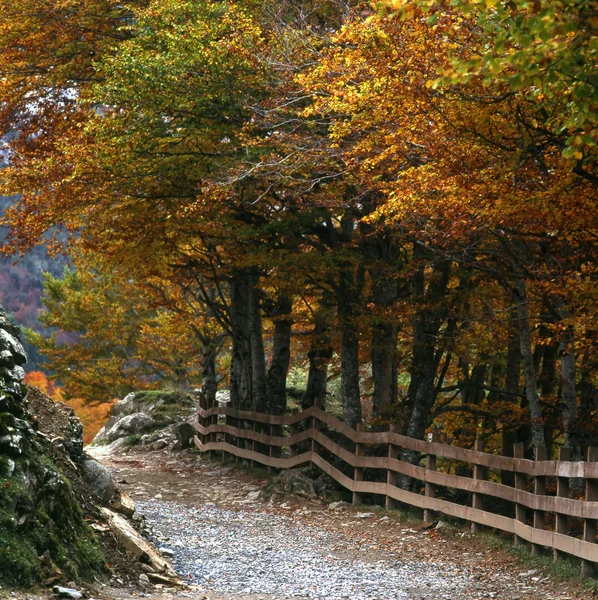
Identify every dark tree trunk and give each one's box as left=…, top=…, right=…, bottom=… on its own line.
left=247, top=272, right=267, bottom=412
left=266, top=293, right=293, bottom=415
left=501, top=310, right=521, bottom=490
left=561, top=325, right=580, bottom=459
left=513, top=278, right=546, bottom=454
left=370, top=275, right=399, bottom=419
left=405, top=256, right=451, bottom=443
left=200, top=340, right=218, bottom=407
left=578, top=348, right=598, bottom=456
left=230, top=270, right=253, bottom=410
left=337, top=265, right=364, bottom=428
left=302, top=300, right=334, bottom=410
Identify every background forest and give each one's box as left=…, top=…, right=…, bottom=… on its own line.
left=0, top=0, right=596, bottom=462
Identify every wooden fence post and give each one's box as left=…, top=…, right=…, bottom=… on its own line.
left=532, top=446, right=547, bottom=556
left=471, top=439, right=486, bottom=534
left=220, top=404, right=226, bottom=463
left=513, top=442, right=527, bottom=547
left=386, top=424, right=398, bottom=510
left=353, top=424, right=365, bottom=506
left=289, top=418, right=297, bottom=457
left=268, top=411, right=276, bottom=474
left=554, top=447, right=570, bottom=562
left=311, top=398, right=321, bottom=458
left=424, top=432, right=437, bottom=523
left=582, top=446, right=598, bottom=578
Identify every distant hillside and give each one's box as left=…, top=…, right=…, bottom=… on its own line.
left=0, top=195, right=69, bottom=370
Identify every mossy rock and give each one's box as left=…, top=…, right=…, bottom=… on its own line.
left=0, top=452, right=106, bottom=586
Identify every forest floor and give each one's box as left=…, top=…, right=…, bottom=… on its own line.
left=6, top=446, right=593, bottom=600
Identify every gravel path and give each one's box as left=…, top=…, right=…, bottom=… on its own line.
left=88, top=448, right=586, bottom=600
left=139, top=501, right=471, bottom=600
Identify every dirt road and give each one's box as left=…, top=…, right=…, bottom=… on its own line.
left=80, top=447, right=587, bottom=600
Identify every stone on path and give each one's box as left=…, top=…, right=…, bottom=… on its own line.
left=100, top=507, right=177, bottom=578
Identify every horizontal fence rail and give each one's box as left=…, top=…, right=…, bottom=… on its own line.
left=193, top=403, right=598, bottom=575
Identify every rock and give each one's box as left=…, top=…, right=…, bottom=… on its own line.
left=146, top=573, right=183, bottom=586
left=100, top=507, right=176, bottom=577
left=112, top=392, right=137, bottom=417
left=52, top=586, right=82, bottom=599
left=105, top=413, right=155, bottom=442
left=356, top=512, right=374, bottom=518
left=270, top=468, right=316, bottom=498
left=172, top=421, right=196, bottom=449
left=82, top=456, right=115, bottom=504
left=328, top=501, right=351, bottom=511
left=160, top=547, right=175, bottom=557
left=216, top=390, right=230, bottom=406
left=139, top=573, right=150, bottom=586
left=110, top=489, right=136, bottom=517
left=150, top=439, right=168, bottom=451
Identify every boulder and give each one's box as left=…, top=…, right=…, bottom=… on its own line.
left=270, top=468, right=317, bottom=498
left=82, top=456, right=115, bottom=504
left=104, top=413, right=155, bottom=443
left=111, top=392, right=137, bottom=416
left=172, top=421, right=195, bottom=449
left=110, top=489, right=136, bottom=518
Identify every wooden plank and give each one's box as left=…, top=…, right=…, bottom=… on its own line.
left=198, top=407, right=598, bottom=478
left=196, top=419, right=598, bottom=519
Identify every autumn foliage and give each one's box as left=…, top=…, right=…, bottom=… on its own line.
left=1, top=0, right=596, bottom=460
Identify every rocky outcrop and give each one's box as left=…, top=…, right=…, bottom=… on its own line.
left=92, top=390, right=196, bottom=449
left=0, top=305, right=106, bottom=586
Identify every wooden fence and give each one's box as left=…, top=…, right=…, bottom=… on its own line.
left=193, top=402, right=598, bottom=576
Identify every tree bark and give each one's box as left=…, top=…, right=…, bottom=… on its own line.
left=229, top=270, right=252, bottom=410
left=561, top=325, right=581, bottom=459
left=266, top=293, right=293, bottom=415
left=513, top=278, right=546, bottom=454
left=302, top=299, right=334, bottom=410
left=501, top=309, right=521, bottom=490
left=200, top=339, right=218, bottom=407
left=405, top=256, right=451, bottom=442
left=370, top=274, right=399, bottom=419
left=337, top=265, right=364, bottom=428
left=247, top=271, right=267, bottom=412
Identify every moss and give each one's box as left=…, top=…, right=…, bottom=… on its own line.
left=0, top=455, right=106, bottom=587
left=125, top=434, right=142, bottom=446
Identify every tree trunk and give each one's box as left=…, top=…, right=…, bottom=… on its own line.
left=561, top=326, right=581, bottom=460
left=501, top=310, right=521, bottom=490
left=229, top=270, right=253, bottom=410
left=405, top=256, right=451, bottom=442
left=302, top=297, right=333, bottom=410
left=200, top=339, right=218, bottom=407
left=513, top=278, right=546, bottom=454
left=266, top=293, right=293, bottom=415
left=370, top=275, right=399, bottom=419
left=247, top=271, right=267, bottom=412
left=337, top=265, right=364, bottom=428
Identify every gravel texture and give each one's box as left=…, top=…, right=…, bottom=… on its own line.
left=137, top=500, right=473, bottom=600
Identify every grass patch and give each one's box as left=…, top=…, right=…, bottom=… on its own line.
left=480, top=531, right=588, bottom=583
